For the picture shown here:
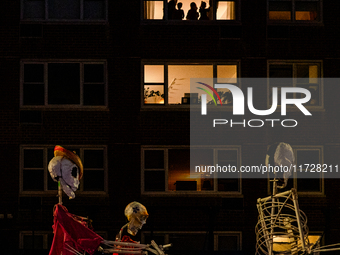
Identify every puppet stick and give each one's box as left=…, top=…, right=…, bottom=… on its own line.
left=58, top=181, right=63, bottom=205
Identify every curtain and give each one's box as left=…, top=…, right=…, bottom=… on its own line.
left=216, top=1, right=235, bottom=20
left=144, top=1, right=155, bottom=19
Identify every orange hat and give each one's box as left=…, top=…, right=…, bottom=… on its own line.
left=54, top=145, right=83, bottom=179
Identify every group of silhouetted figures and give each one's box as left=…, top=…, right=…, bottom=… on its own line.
left=168, top=0, right=212, bottom=20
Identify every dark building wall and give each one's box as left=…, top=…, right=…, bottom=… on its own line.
left=1, top=0, right=340, bottom=254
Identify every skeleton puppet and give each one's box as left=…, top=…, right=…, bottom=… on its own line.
left=48, top=145, right=83, bottom=199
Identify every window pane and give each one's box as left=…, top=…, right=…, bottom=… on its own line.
left=297, top=65, right=319, bottom=83
left=84, top=83, right=105, bottom=105
left=297, top=150, right=319, bottom=166
left=144, top=150, right=164, bottom=169
left=217, top=150, right=239, bottom=191
left=23, top=170, right=44, bottom=191
left=269, top=1, right=291, bottom=20
left=216, top=1, right=236, bottom=20
left=84, top=64, right=104, bottom=83
left=23, top=84, right=45, bottom=105
left=296, top=2, right=318, bottom=21
left=23, top=235, right=44, bottom=249
left=48, top=175, right=58, bottom=190
left=218, top=179, right=239, bottom=191
left=144, top=85, right=164, bottom=104
left=217, top=65, right=237, bottom=83
left=143, top=233, right=165, bottom=245
left=48, top=63, right=80, bottom=104
left=168, top=65, right=213, bottom=105
left=24, top=149, right=44, bottom=168
left=297, top=178, right=321, bottom=192
left=83, top=170, right=104, bottom=190
left=24, top=64, right=44, bottom=82
left=84, top=149, right=104, bottom=168
left=169, top=233, right=206, bottom=251
left=84, top=0, right=105, bottom=20
left=269, top=65, right=293, bottom=78
left=298, top=85, right=319, bottom=105
left=168, top=149, right=192, bottom=191
left=144, top=65, right=164, bottom=83
left=23, top=0, right=45, bottom=19
left=49, top=0, right=80, bottom=19
left=47, top=148, right=58, bottom=190
left=218, top=235, right=239, bottom=251
left=48, top=148, right=54, bottom=162
left=144, top=171, right=165, bottom=191
left=144, top=1, right=164, bottom=19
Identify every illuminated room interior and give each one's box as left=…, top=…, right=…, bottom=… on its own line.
left=144, top=0, right=236, bottom=20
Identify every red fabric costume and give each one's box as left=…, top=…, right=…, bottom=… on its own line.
left=49, top=204, right=103, bottom=255
left=113, top=235, right=139, bottom=255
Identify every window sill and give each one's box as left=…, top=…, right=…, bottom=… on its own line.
left=142, top=191, right=243, bottom=197
left=20, top=106, right=109, bottom=111
left=297, top=192, right=325, bottom=197
left=20, top=20, right=108, bottom=25
left=267, top=21, right=324, bottom=26
left=141, top=105, right=233, bottom=111
left=266, top=105, right=325, bottom=112
left=20, top=191, right=108, bottom=197
left=141, top=20, right=241, bottom=26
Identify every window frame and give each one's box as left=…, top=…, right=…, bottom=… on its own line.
left=141, top=0, right=241, bottom=23
left=141, top=145, right=242, bottom=196
left=19, top=231, right=51, bottom=250
left=267, top=145, right=324, bottom=196
left=267, top=60, right=324, bottom=111
left=142, top=60, right=240, bottom=109
left=141, top=231, right=242, bottom=251
left=267, top=0, right=323, bottom=24
left=20, top=60, right=108, bottom=109
left=19, top=145, right=108, bottom=196
left=20, top=0, right=108, bottom=23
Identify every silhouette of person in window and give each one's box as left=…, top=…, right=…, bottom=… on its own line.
left=186, top=2, right=199, bottom=20
left=199, top=1, right=209, bottom=20
left=168, top=0, right=177, bottom=20
left=173, top=2, right=184, bottom=20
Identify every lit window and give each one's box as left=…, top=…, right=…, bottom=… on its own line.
left=268, top=146, right=324, bottom=195
left=268, top=0, right=320, bottom=22
left=20, top=146, right=107, bottom=194
left=142, top=146, right=241, bottom=194
left=142, top=231, right=242, bottom=251
left=142, top=0, right=238, bottom=21
left=268, top=61, right=323, bottom=108
left=21, top=61, right=106, bottom=107
left=143, top=62, right=238, bottom=106
left=21, top=0, right=107, bottom=21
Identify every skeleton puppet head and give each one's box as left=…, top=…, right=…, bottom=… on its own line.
left=124, top=202, right=149, bottom=236
left=48, top=145, right=83, bottom=199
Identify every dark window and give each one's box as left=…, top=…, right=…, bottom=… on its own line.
left=48, top=63, right=80, bottom=105
left=144, top=171, right=165, bottom=191
left=84, top=0, right=106, bottom=19
left=143, top=147, right=240, bottom=193
left=23, top=0, right=45, bottom=19
left=22, top=62, right=106, bottom=107
left=23, top=235, right=44, bottom=250
left=22, top=0, right=106, bottom=21
left=268, top=0, right=320, bottom=22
